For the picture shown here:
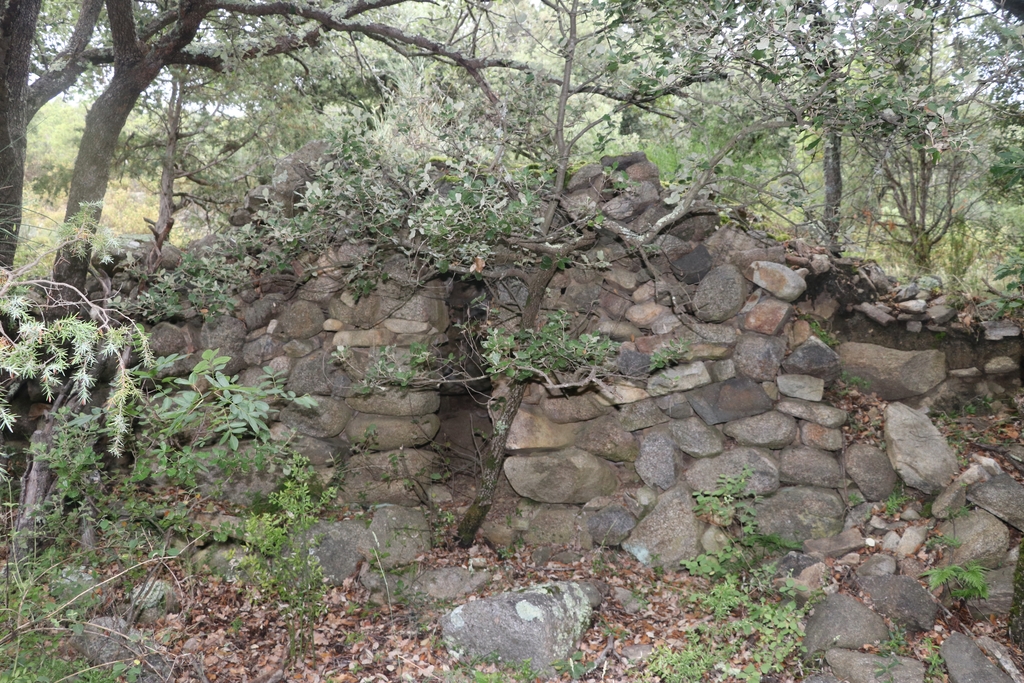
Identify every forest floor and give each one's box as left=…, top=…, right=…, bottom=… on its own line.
left=99, top=382, right=1024, bottom=683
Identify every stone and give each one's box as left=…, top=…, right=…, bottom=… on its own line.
left=897, top=528, right=929, bottom=557
left=667, top=417, right=724, bottom=458
left=927, top=304, right=956, bottom=324
left=148, top=322, right=187, bottom=357
left=287, top=349, right=346, bottom=396
left=684, top=447, right=780, bottom=495
left=803, top=528, right=864, bottom=558
left=884, top=403, right=957, bottom=494
left=756, top=487, right=845, bottom=542
left=685, top=378, right=774, bottom=425
left=776, top=398, right=848, bottom=428
left=441, top=582, right=592, bottom=676
left=245, top=296, right=286, bottom=331
left=331, top=328, right=395, bottom=348
left=345, top=390, right=440, bottom=417
left=670, top=244, right=713, bottom=284
left=268, top=425, right=341, bottom=468
left=854, top=302, right=897, bottom=326
left=859, top=575, right=937, bottom=632
left=734, top=333, right=787, bottom=381
left=199, top=315, right=247, bottom=374
left=939, top=509, right=1010, bottom=569
left=933, top=482, right=968, bottom=519
left=647, top=362, right=712, bottom=396
left=968, top=474, right=1024, bottom=531
left=617, top=399, right=668, bottom=431
left=825, top=649, right=924, bottom=683
left=982, top=320, right=1021, bottom=340
left=747, top=261, right=807, bottom=301
left=985, top=356, right=1019, bottom=375
left=345, top=414, right=439, bottom=450
left=782, top=336, right=842, bottom=383
left=622, top=486, right=704, bottom=568
left=575, top=415, right=639, bottom=462
left=243, top=334, right=286, bottom=366
left=72, top=617, right=172, bottom=683
left=280, top=397, right=353, bottom=438
left=277, top=300, right=325, bottom=340
left=838, top=343, right=946, bottom=400
left=742, top=296, right=794, bottom=335
left=708, top=359, right=736, bottom=382
left=506, top=406, right=579, bottom=452
left=858, top=554, right=898, bottom=577
left=309, top=520, right=373, bottom=583
left=692, top=264, right=748, bottom=322
left=636, top=430, right=679, bottom=490
left=567, top=163, right=605, bottom=193
left=776, top=374, right=825, bottom=401
left=364, top=506, right=431, bottom=569
left=616, top=347, right=651, bottom=378
left=701, top=526, right=732, bottom=554
left=843, top=444, right=898, bottom=502
left=523, top=506, right=584, bottom=546
left=504, top=448, right=617, bottom=504
left=626, top=302, right=671, bottom=327
left=803, top=594, right=890, bottom=654
left=779, top=446, right=843, bottom=488
left=129, top=578, right=180, bottom=624
left=941, top=632, right=1014, bottom=683
left=654, top=393, right=694, bottom=420
left=339, top=448, right=438, bottom=506
left=596, top=383, right=650, bottom=405
left=898, top=299, right=927, bottom=313
left=800, top=421, right=844, bottom=451
left=967, top=566, right=1014, bottom=617
left=587, top=504, right=637, bottom=547
left=542, top=393, right=610, bottom=424
left=732, top=246, right=786, bottom=272
left=722, top=411, right=797, bottom=449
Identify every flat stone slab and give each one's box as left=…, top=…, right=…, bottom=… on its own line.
left=825, top=648, right=924, bottom=683
left=941, top=632, right=1013, bottom=683
left=685, top=377, right=773, bottom=425
left=839, top=342, right=945, bottom=400
left=803, top=593, right=889, bottom=654
left=884, top=402, right=957, bottom=494
left=968, top=474, right=1024, bottom=532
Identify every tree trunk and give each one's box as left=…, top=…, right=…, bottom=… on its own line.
left=12, top=413, right=57, bottom=562
left=822, top=130, right=842, bottom=249
left=455, top=266, right=556, bottom=547
left=51, top=68, right=155, bottom=294
left=0, top=0, right=44, bottom=268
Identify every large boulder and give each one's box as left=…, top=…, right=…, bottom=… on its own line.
left=506, top=406, right=579, bottom=452
left=825, top=649, right=925, bottom=683
left=803, top=593, right=889, bottom=654
left=622, top=486, right=704, bottom=568
left=504, top=448, right=617, bottom=504
left=884, top=403, right=957, bottom=494
left=722, top=411, right=797, bottom=449
left=441, top=582, right=593, bottom=676
left=339, top=449, right=437, bottom=506
left=755, top=487, right=845, bottom=542
left=692, top=264, right=748, bottom=322
left=941, top=633, right=1014, bottom=683
left=858, top=575, right=937, bottom=632
left=685, top=378, right=774, bottom=425
left=199, top=315, right=247, bottom=375
left=733, top=333, right=787, bottom=382
left=967, top=474, right=1024, bottom=532
left=683, top=447, right=780, bottom=495
left=309, top=520, right=373, bottom=583
left=938, top=509, right=1010, bottom=568
left=668, top=416, right=724, bottom=458
left=345, top=414, right=440, bottom=450
left=844, top=444, right=898, bottom=501
left=367, top=506, right=431, bottom=570
left=838, top=343, right=946, bottom=400
left=778, top=446, right=843, bottom=488
left=574, top=415, right=639, bottom=462
left=781, top=336, right=841, bottom=383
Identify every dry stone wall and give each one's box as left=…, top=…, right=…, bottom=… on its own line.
left=68, top=147, right=1023, bottom=580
